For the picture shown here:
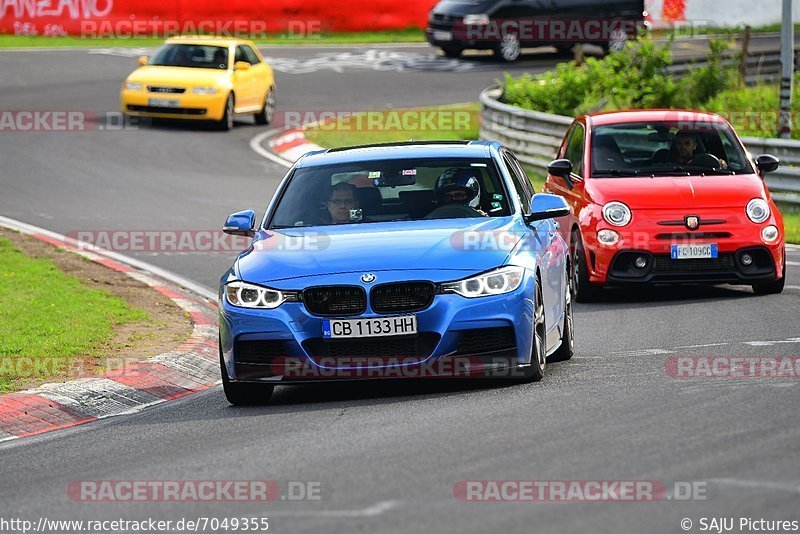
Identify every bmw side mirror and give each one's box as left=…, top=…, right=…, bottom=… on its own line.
left=234, top=61, right=251, bottom=71
left=525, top=193, right=570, bottom=223
left=223, top=210, right=256, bottom=237
left=547, top=159, right=573, bottom=178
left=755, top=154, right=780, bottom=176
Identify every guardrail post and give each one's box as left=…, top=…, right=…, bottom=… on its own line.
left=739, top=25, right=751, bottom=82
left=779, top=0, right=794, bottom=138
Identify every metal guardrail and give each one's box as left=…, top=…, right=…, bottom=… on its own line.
left=479, top=86, right=800, bottom=206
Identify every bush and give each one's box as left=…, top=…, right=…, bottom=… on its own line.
left=501, top=36, right=738, bottom=117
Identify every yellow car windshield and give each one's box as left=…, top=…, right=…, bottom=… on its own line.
left=149, top=44, right=228, bottom=70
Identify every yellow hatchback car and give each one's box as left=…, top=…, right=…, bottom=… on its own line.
left=121, top=36, right=276, bottom=130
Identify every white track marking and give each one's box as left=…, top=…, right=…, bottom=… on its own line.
left=610, top=348, right=674, bottom=357
left=673, top=342, right=731, bottom=349
left=250, top=130, right=294, bottom=168
left=266, top=500, right=401, bottom=517
left=743, top=337, right=800, bottom=347
left=709, top=478, right=800, bottom=493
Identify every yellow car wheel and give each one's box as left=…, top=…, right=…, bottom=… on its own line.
left=255, top=87, right=276, bottom=126
left=216, top=94, right=234, bottom=131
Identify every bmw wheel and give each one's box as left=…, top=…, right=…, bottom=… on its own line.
left=549, top=268, right=574, bottom=362
left=521, top=278, right=546, bottom=382
left=494, top=33, right=521, bottom=62
left=220, top=345, right=273, bottom=405
left=602, top=29, right=629, bottom=55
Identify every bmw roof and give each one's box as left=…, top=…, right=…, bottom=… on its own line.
left=295, top=140, right=501, bottom=168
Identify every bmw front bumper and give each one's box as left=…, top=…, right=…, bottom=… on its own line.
left=219, top=270, right=537, bottom=383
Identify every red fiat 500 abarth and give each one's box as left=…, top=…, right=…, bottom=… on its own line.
left=544, top=110, right=786, bottom=301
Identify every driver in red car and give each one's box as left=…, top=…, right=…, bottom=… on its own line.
left=672, top=131, right=728, bottom=169
left=434, top=169, right=488, bottom=216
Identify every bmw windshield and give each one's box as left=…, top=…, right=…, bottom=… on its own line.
left=268, top=158, right=513, bottom=228
left=591, top=121, right=755, bottom=177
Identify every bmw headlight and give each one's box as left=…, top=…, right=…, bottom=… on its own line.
left=192, top=86, right=218, bottom=95
left=225, top=281, right=286, bottom=309
left=602, top=201, right=632, bottom=227
left=746, top=198, right=770, bottom=223
left=124, top=81, right=142, bottom=91
left=441, top=266, right=525, bottom=298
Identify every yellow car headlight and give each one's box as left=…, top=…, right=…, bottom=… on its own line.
left=192, top=86, right=218, bottom=95
left=124, top=82, right=142, bottom=91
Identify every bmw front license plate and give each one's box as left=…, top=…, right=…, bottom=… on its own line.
left=671, top=244, right=718, bottom=260
left=323, top=315, right=417, bottom=339
left=148, top=98, right=180, bottom=107
left=432, top=30, right=453, bottom=41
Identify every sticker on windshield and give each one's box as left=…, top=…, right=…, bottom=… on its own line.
left=368, top=171, right=381, bottom=179
left=349, top=209, right=363, bottom=222
left=490, top=202, right=503, bottom=212
left=471, top=163, right=487, bottom=167
left=492, top=194, right=504, bottom=200
left=402, top=169, right=417, bottom=176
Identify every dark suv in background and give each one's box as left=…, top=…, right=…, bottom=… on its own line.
left=426, top=0, right=648, bottom=61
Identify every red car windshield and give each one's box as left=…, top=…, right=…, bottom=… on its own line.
left=590, top=121, right=755, bottom=177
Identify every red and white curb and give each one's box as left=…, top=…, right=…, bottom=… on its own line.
left=267, top=128, right=324, bottom=163
left=0, top=216, right=220, bottom=443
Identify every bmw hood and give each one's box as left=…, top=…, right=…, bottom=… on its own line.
left=585, top=174, right=767, bottom=209
left=235, top=218, right=524, bottom=284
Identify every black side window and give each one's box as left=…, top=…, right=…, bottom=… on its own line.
left=235, top=46, right=248, bottom=64
left=502, top=152, right=532, bottom=212
left=564, top=124, right=585, bottom=177
left=243, top=46, right=261, bottom=65
left=509, top=153, right=537, bottom=198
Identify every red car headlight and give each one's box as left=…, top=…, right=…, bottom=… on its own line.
left=602, top=202, right=632, bottom=227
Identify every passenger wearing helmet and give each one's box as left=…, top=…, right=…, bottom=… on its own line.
left=434, top=168, right=488, bottom=216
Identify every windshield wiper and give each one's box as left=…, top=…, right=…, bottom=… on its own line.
left=593, top=169, right=640, bottom=177
left=672, top=165, right=735, bottom=175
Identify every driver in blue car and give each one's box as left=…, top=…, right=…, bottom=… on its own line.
left=434, top=169, right=488, bottom=216
left=326, top=182, right=362, bottom=224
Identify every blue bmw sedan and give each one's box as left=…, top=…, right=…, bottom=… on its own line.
left=219, top=141, right=573, bottom=404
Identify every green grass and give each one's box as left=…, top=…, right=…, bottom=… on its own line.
left=304, top=103, right=481, bottom=148
left=782, top=210, right=800, bottom=244
left=0, top=237, right=147, bottom=393
left=0, top=29, right=425, bottom=48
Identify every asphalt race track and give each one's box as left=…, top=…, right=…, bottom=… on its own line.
left=1, top=44, right=799, bottom=533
